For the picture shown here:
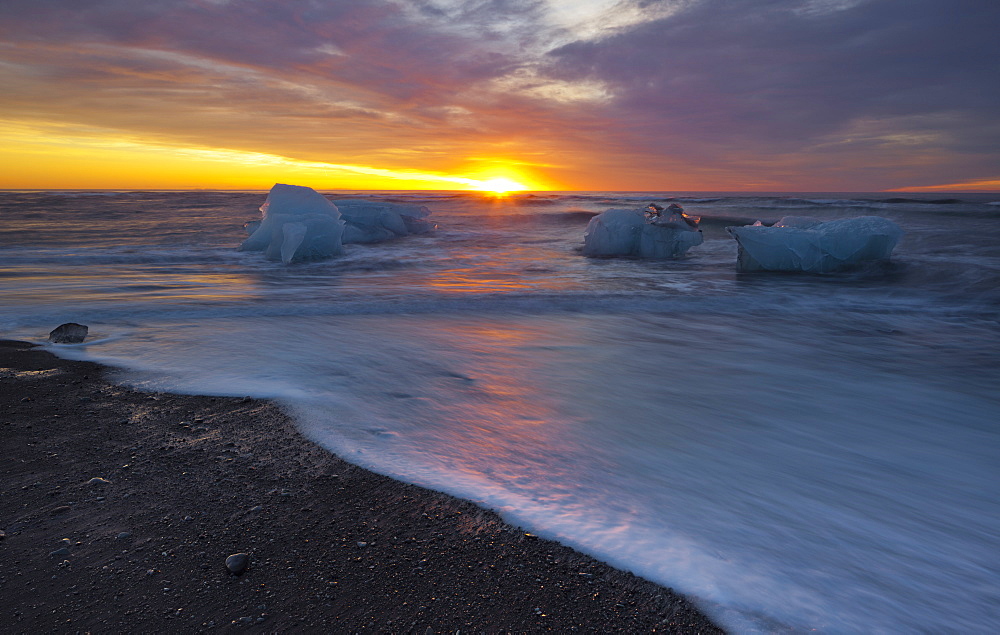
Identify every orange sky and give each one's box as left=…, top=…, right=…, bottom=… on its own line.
left=1, top=1, right=998, bottom=192
left=0, top=120, right=553, bottom=192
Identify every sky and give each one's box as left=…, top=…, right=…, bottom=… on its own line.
left=1, top=0, right=998, bottom=192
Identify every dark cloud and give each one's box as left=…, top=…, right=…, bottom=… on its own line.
left=0, top=0, right=544, bottom=97
left=544, top=0, right=1000, bottom=173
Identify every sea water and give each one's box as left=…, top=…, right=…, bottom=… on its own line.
left=1, top=190, right=998, bottom=632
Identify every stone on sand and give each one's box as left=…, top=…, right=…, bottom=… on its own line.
left=226, top=552, right=250, bottom=575
left=48, top=323, right=88, bottom=344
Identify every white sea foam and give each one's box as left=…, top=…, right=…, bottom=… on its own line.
left=32, top=310, right=1000, bottom=634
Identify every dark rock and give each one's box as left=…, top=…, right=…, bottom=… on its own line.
left=48, top=323, right=89, bottom=344
left=50, top=547, right=71, bottom=556
left=226, top=552, right=250, bottom=575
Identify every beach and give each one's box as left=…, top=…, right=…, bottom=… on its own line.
left=0, top=339, right=722, bottom=633
left=2, top=190, right=998, bottom=631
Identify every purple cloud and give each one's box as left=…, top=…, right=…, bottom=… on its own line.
left=542, top=0, right=1000, bottom=184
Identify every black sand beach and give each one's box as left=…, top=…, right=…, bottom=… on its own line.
left=0, top=340, right=722, bottom=633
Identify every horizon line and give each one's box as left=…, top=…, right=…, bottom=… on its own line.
left=2, top=187, right=998, bottom=194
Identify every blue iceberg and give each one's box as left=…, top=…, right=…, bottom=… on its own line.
left=239, top=183, right=345, bottom=264
left=333, top=200, right=433, bottom=244
left=726, top=216, right=904, bottom=273
left=582, top=208, right=704, bottom=258
left=240, top=185, right=435, bottom=264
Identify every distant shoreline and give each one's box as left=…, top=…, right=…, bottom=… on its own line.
left=0, top=339, right=722, bottom=633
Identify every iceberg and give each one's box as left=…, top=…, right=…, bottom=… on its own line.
left=239, top=186, right=436, bottom=263
left=582, top=208, right=703, bottom=258
left=726, top=216, right=904, bottom=273
left=333, top=200, right=433, bottom=244
left=239, top=184, right=345, bottom=264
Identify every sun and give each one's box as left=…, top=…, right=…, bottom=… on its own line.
left=476, top=177, right=528, bottom=194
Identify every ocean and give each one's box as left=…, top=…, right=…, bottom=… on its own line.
left=1, top=190, right=998, bottom=633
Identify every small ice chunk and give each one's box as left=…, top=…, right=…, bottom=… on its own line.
left=582, top=208, right=703, bottom=258
left=333, top=200, right=433, bottom=244
left=726, top=215, right=903, bottom=273
left=239, top=184, right=345, bottom=263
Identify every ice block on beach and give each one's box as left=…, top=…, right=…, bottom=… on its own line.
left=582, top=208, right=704, bottom=258
left=334, top=200, right=434, bottom=244
left=726, top=216, right=903, bottom=273
left=239, top=185, right=436, bottom=263
left=239, top=183, right=345, bottom=264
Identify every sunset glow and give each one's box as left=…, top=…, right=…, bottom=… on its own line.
left=476, top=178, right=529, bottom=194
left=0, top=120, right=546, bottom=191
left=0, top=1, right=997, bottom=191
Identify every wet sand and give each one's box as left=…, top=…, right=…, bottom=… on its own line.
left=0, top=340, right=722, bottom=633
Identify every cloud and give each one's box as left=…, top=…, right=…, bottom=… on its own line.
left=0, top=0, right=997, bottom=189
left=0, top=2, right=542, bottom=145
left=540, top=0, right=1000, bottom=183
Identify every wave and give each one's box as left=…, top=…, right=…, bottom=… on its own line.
left=487, top=210, right=599, bottom=225
left=0, top=246, right=246, bottom=267
left=879, top=197, right=966, bottom=205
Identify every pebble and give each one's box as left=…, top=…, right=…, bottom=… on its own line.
left=86, top=477, right=111, bottom=486
left=226, top=552, right=250, bottom=575
left=116, top=532, right=132, bottom=540
left=50, top=547, right=71, bottom=556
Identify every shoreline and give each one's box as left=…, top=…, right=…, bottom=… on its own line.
left=0, top=339, right=723, bottom=633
